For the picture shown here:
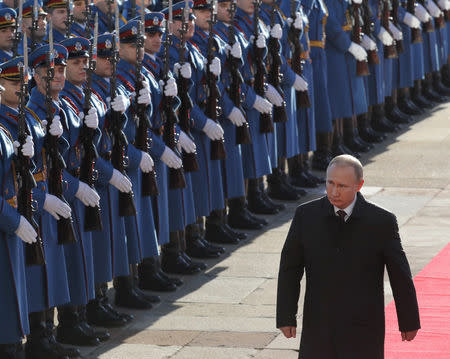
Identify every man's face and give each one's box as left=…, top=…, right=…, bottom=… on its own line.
left=95, top=56, right=113, bottom=77
left=48, top=8, right=68, bottom=33
left=326, top=164, right=364, bottom=210
left=171, top=18, right=195, bottom=40
left=66, top=57, right=88, bottom=86
left=237, top=0, right=254, bottom=15
left=119, top=42, right=143, bottom=64
left=35, top=64, right=67, bottom=96
left=144, top=31, right=162, bottom=54
left=217, top=2, right=232, bottom=23
left=73, top=0, right=86, bottom=22
left=193, top=9, right=210, bottom=31
left=0, top=79, right=20, bottom=107
left=23, top=15, right=48, bottom=39
left=0, top=27, right=15, bottom=51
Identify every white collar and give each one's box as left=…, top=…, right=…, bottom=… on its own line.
left=333, top=194, right=358, bottom=221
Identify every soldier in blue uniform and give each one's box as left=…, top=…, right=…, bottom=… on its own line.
left=0, top=8, right=16, bottom=63
left=92, top=0, right=127, bottom=34
left=44, top=0, right=69, bottom=42
left=121, top=0, right=150, bottom=20
left=59, top=36, right=135, bottom=328
left=0, top=108, right=36, bottom=359
left=0, top=57, right=80, bottom=359
left=70, top=0, right=91, bottom=37
left=20, top=0, right=48, bottom=50
left=115, top=19, right=166, bottom=307
left=28, top=44, right=110, bottom=347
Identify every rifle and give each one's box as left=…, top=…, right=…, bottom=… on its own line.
left=351, top=1, right=370, bottom=75
left=110, top=3, right=137, bottom=216
left=267, top=3, right=288, bottom=123
left=206, top=0, right=226, bottom=160
left=107, top=0, right=113, bottom=32
left=29, top=0, right=40, bottom=52
left=407, top=0, right=423, bottom=42
left=287, top=0, right=310, bottom=109
left=134, top=3, right=159, bottom=196
left=80, top=15, right=102, bottom=231
left=361, top=0, right=380, bottom=65
left=17, top=41, right=45, bottom=266
left=177, top=0, right=199, bottom=172
left=252, top=0, right=273, bottom=133
left=130, top=0, right=137, bottom=20
left=226, top=0, right=251, bottom=145
left=417, top=0, right=434, bottom=32
left=44, top=22, right=77, bottom=245
left=13, top=0, right=23, bottom=57
left=381, top=0, right=398, bottom=58
left=83, top=0, right=94, bottom=38
left=434, top=2, right=446, bottom=28
left=162, top=0, right=186, bottom=189
left=392, top=0, right=404, bottom=53
left=65, top=0, right=74, bottom=38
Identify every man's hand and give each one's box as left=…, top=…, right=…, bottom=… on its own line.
left=401, top=330, right=418, bottom=341
left=279, top=326, right=296, bottom=338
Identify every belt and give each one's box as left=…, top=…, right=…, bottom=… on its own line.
left=342, top=25, right=352, bottom=32
left=6, top=196, right=17, bottom=208
left=300, top=51, right=310, bottom=60
left=101, top=151, right=112, bottom=161
left=33, top=170, right=47, bottom=182
left=310, top=40, right=325, bottom=48
left=69, top=167, right=80, bottom=178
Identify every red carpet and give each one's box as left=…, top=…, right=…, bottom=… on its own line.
left=385, top=242, right=450, bottom=358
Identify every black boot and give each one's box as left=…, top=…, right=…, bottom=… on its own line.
left=442, top=64, right=450, bottom=87
left=247, top=178, right=280, bottom=214
left=113, top=274, right=153, bottom=309
left=398, top=87, right=427, bottom=113
left=86, top=284, right=127, bottom=328
left=222, top=209, right=248, bottom=240
left=300, top=154, right=325, bottom=184
left=357, top=112, right=386, bottom=143
left=96, top=282, right=134, bottom=322
left=371, top=104, right=400, bottom=133
left=56, top=306, right=101, bottom=347
left=432, top=71, right=450, bottom=96
left=385, top=93, right=412, bottom=124
left=138, top=257, right=177, bottom=292
left=187, top=221, right=228, bottom=254
left=161, top=232, right=202, bottom=275
left=312, top=132, right=333, bottom=171
left=267, top=167, right=301, bottom=201
left=0, top=343, right=25, bottom=359
left=204, top=213, right=240, bottom=245
left=288, top=155, right=318, bottom=188
left=332, top=119, right=361, bottom=158
left=343, top=117, right=372, bottom=153
left=227, top=197, right=265, bottom=230
left=422, top=75, right=447, bottom=103
left=130, top=264, right=161, bottom=304
left=44, top=309, right=81, bottom=358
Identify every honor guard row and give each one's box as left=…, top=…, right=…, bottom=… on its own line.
left=0, top=0, right=449, bottom=357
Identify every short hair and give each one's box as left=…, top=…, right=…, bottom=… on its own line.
left=327, top=155, right=363, bottom=182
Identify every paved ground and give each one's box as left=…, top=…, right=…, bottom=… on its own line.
left=81, top=102, right=450, bottom=358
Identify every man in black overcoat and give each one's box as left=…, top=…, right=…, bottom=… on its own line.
left=276, top=155, right=420, bottom=359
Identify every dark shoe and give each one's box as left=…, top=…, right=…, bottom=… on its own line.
left=48, top=336, right=81, bottom=358
left=139, top=269, right=177, bottom=292
left=187, top=236, right=223, bottom=257
left=162, top=253, right=202, bottom=275
left=101, top=302, right=134, bottom=323
left=158, top=269, right=184, bottom=286
left=386, top=105, right=412, bottom=124
left=205, top=221, right=240, bottom=245
left=267, top=173, right=301, bottom=201
left=247, top=189, right=279, bottom=214
left=200, top=238, right=226, bottom=253
left=222, top=223, right=247, bottom=241
left=371, top=115, right=399, bottom=133
left=114, top=276, right=153, bottom=309
left=56, top=324, right=100, bottom=347
left=78, top=321, right=110, bottom=342
left=25, top=337, right=68, bottom=359
left=134, top=287, right=161, bottom=304
left=259, top=190, right=286, bottom=211
left=228, top=198, right=265, bottom=230
left=0, top=343, right=25, bottom=359
left=180, top=252, right=207, bottom=271
left=86, top=299, right=127, bottom=328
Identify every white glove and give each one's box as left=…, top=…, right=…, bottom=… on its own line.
left=84, top=107, right=98, bottom=129
left=159, top=77, right=178, bottom=97
left=137, top=85, right=152, bottom=106
left=256, top=34, right=266, bottom=48
left=111, top=94, right=130, bottom=114
left=438, top=0, right=450, bottom=10
left=179, top=130, right=196, bottom=153
left=109, top=169, right=132, bottom=193
left=415, top=3, right=432, bottom=22
left=403, top=12, right=421, bottom=28
left=228, top=107, right=246, bottom=127
left=202, top=118, right=224, bottom=141
left=426, top=0, right=443, bottom=17
left=265, top=83, right=283, bottom=107
left=13, top=135, right=34, bottom=158
left=361, top=34, right=377, bottom=50
left=226, top=42, right=242, bottom=58
left=389, top=22, right=403, bottom=41
left=348, top=42, right=368, bottom=61
left=253, top=95, right=272, bottom=114
left=75, top=181, right=100, bottom=207
left=208, top=57, right=221, bottom=77
left=290, top=11, right=303, bottom=30
left=293, top=75, right=308, bottom=92
left=15, top=216, right=37, bottom=244
left=43, top=193, right=71, bottom=220
left=43, top=115, right=63, bottom=137
left=352, top=0, right=362, bottom=3
left=174, top=62, right=192, bottom=79
left=139, top=151, right=154, bottom=173
left=377, top=27, right=394, bottom=46
left=161, top=147, right=182, bottom=168
left=270, top=24, right=283, bottom=39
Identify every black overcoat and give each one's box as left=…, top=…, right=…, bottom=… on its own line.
left=276, top=193, right=420, bottom=359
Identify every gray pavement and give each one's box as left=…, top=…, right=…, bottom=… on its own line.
left=82, top=102, right=450, bottom=358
